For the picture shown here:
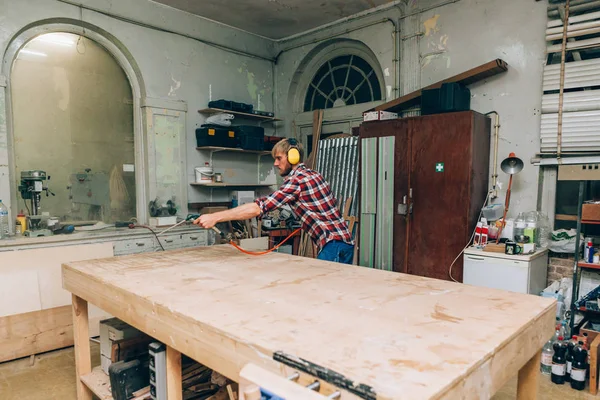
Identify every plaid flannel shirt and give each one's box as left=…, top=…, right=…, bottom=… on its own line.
left=255, top=164, right=354, bottom=251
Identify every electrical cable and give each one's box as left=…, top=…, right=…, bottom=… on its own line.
left=23, top=198, right=31, bottom=216
left=129, top=224, right=166, bottom=251
left=448, top=190, right=492, bottom=283
left=228, top=227, right=302, bottom=256
left=131, top=219, right=300, bottom=255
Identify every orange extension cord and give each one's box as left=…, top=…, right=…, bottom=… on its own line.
left=228, top=227, right=302, bottom=256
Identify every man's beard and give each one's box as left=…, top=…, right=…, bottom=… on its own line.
left=280, top=165, right=293, bottom=176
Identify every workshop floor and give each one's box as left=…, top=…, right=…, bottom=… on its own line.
left=0, top=345, right=596, bottom=399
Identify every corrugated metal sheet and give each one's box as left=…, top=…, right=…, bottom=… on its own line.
left=543, top=59, right=600, bottom=91
left=541, top=110, right=600, bottom=152
left=542, top=90, right=600, bottom=113
left=315, top=136, right=359, bottom=216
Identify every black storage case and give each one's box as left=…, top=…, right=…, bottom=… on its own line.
left=195, top=125, right=238, bottom=148
left=237, top=125, right=265, bottom=151
left=208, top=99, right=253, bottom=114
left=109, top=359, right=149, bottom=400
left=421, top=83, right=471, bottom=115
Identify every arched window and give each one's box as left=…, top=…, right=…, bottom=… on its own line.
left=303, top=55, right=382, bottom=112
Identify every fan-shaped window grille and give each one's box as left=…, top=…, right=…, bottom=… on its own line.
left=304, top=55, right=382, bottom=112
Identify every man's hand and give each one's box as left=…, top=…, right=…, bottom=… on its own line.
left=193, top=214, right=220, bottom=229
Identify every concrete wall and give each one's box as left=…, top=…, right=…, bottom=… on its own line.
left=415, top=0, right=547, bottom=216
left=273, top=0, right=548, bottom=217
left=0, top=0, right=276, bottom=225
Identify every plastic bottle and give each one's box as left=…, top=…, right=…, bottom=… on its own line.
left=514, top=212, right=526, bottom=239
left=570, top=342, right=588, bottom=390
left=585, top=239, right=593, bottom=262
left=566, top=335, right=578, bottom=382
left=560, top=320, right=569, bottom=339
left=551, top=337, right=568, bottom=384
left=541, top=329, right=559, bottom=375
left=0, top=200, right=8, bottom=239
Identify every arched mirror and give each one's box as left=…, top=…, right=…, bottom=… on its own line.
left=11, top=32, right=136, bottom=224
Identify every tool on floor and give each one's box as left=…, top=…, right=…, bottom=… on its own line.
left=496, top=152, right=524, bottom=243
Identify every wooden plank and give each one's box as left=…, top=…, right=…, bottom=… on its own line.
left=590, top=334, right=600, bottom=395
left=371, top=59, right=508, bottom=113
left=62, top=246, right=555, bottom=399
left=555, top=213, right=578, bottom=221
left=73, top=295, right=93, bottom=400
left=516, top=350, right=541, bottom=400
left=0, top=304, right=109, bottom=363
left=167, top=346, right=183, bottom=400
left=80, top=366, right=113, bottom=400
left=0, top=305, right=72, bottom=363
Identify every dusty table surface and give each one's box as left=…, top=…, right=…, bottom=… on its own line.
left=62, top=246, right=556, bottom=400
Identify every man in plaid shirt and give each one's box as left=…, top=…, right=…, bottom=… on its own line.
left=194, top=138, right=355, bottom=264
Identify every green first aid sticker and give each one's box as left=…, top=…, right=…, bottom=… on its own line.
left=435, top=162, right=444, bottom=172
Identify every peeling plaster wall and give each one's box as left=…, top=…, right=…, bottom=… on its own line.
left=413, top=0, right=547, bottom=216
left=0, top=0, right=276, bottom=215
left=274, top=0, right=548, bottom=217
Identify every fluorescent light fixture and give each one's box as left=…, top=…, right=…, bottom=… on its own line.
left=32, top=33, right=76, bottom=47
left=18, top=49, right=47, bottom=57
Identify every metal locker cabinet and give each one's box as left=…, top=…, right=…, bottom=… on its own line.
left=358, top=119, right=409, bottom=271
left=359, top=137, right=377, bottom=268
left=375, top=136, right=395, bottom=270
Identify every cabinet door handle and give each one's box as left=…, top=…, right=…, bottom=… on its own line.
left=136, top=241, right=145, bottom=247
left=164, top=238, right=173, bottom=243
left=190, top=236, right=198, bottom=240
left=466, top=256, right=485, bottom=261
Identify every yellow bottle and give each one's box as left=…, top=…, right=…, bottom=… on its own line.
left=16, top=213, right=27, bottom=234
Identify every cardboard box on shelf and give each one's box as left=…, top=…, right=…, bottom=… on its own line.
left=363, top=111, right=398, bottom=122
left=583, top=203, right=600, bottom=221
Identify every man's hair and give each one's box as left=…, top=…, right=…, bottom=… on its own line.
left=272, top=138, right=304, bottom=162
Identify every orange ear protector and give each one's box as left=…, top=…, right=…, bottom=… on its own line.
left=287, top=138, right=301, bottom=165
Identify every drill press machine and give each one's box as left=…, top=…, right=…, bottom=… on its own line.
left=18, top=170, right=55, bottom=237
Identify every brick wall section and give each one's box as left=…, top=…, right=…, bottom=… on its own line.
left=547, top=255, right=575, bottom=286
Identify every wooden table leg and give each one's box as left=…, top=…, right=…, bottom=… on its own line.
left=292, top=234, right=300, bottom=255
left=167, top=346, right=182, bottom=400
left=72, top=294, right=92, bottom=400
left=517, top=350, right=540, bottom=400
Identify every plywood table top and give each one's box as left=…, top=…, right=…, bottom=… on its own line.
left=62, top=246, right=555, bottom=400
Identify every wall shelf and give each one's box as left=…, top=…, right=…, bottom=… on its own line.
left=198, top=108, right=281, bottom=122
left=190, top=182, right=274, bottom=188
left=578, top=262, right=600, bottom=270
left=196, top=146, right=270, bottom=155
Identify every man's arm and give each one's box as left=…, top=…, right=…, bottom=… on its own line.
left=194, top=177, right=301, bottom=229
left=194, top=203, right=260, bottom=229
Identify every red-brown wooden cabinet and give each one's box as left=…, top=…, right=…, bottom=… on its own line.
left=358, top=111, right=490, bottom=282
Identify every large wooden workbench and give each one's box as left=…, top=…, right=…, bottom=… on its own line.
left=62, top=246, right=556, bottom=400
